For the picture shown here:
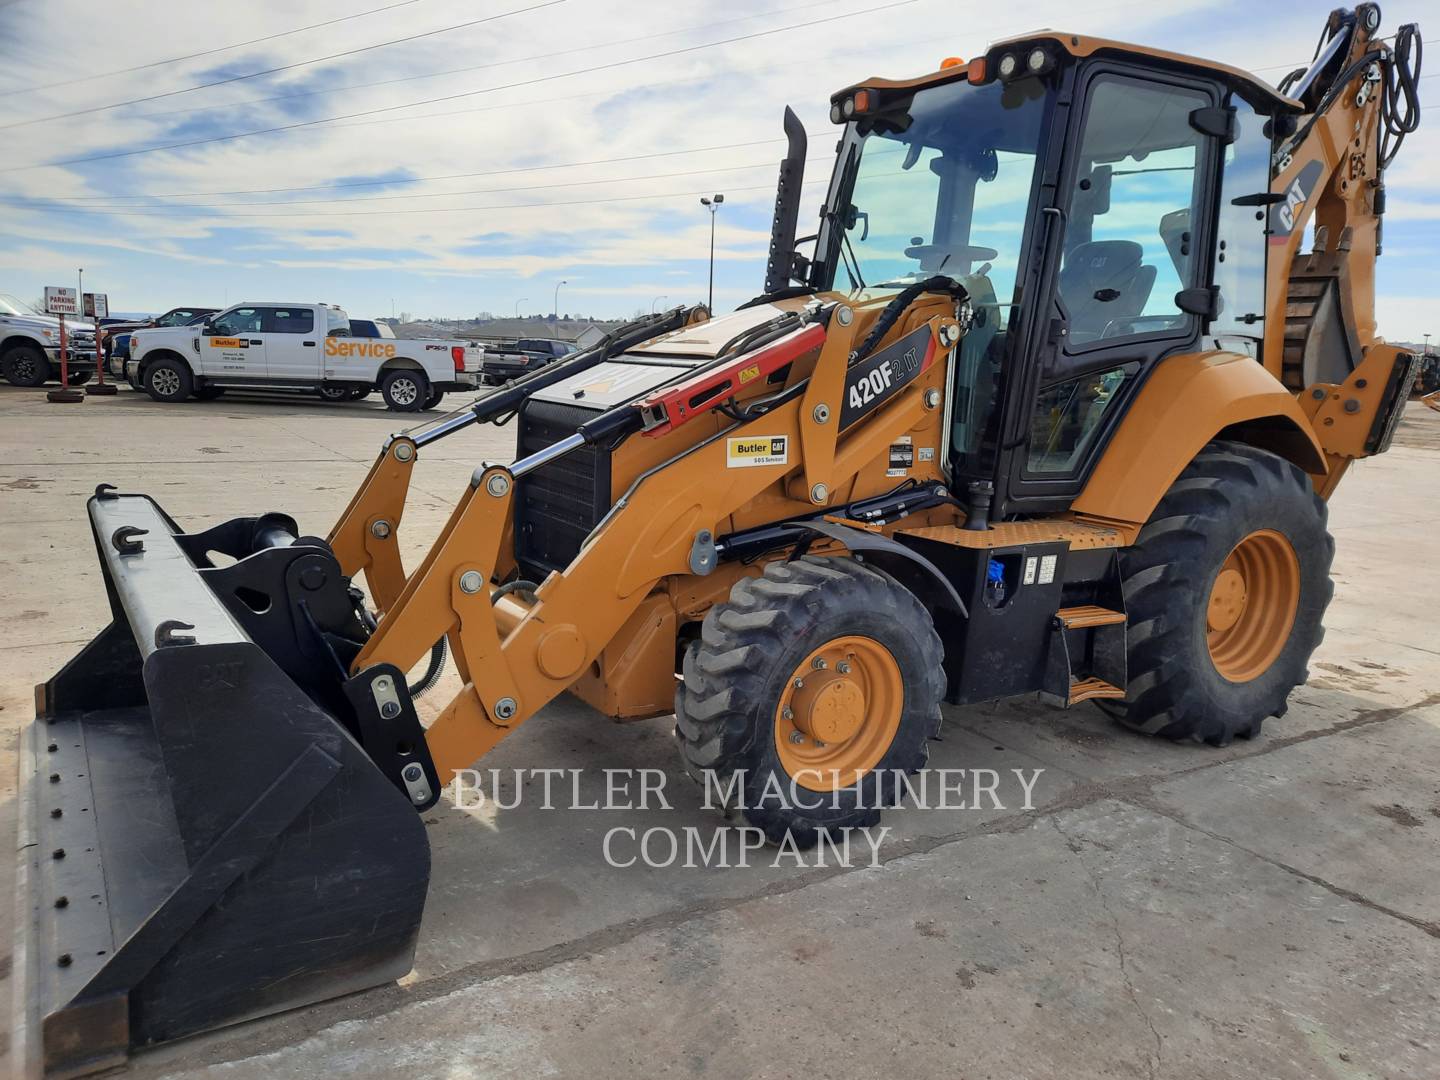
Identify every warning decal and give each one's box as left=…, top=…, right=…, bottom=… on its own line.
left=886, top=436, right=914, bottom=477
left=726, top=435, right=789, bottom=468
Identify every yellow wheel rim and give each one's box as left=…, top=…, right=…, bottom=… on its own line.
left=774, top=635, right=903, bottom=792
left=1206, top=529, right=1300, bottom=683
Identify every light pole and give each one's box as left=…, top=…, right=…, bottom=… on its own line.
left=77, top=267, right=84, bottom=311
left=652, top=295, right=667, bottom=312
left=553, top=280, right=566, bottom=320
left=700, top=194, right=724, bottom=312
left=515, top=298, right=528, bottom=318
left=1425, top=332, right=1432, bottom=355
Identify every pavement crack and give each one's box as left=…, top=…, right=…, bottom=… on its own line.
left=1125, top=793, right=1440, bottom=941
left=1050, top=817, right=1164, bottom=1080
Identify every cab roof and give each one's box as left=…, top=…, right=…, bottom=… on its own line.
left=841, top=30, right=1304, bottom=116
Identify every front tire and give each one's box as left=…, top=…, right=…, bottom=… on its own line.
left=380, top=369, right=427, bottom=412
left=1103, top=441, right=1333, bottom=745
left=143, top=358, right=194, bottom=403
left=676, top=556, right=945, bottom=845
left=1, top=344, right=51, bottom=387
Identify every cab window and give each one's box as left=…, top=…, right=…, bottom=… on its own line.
left=267, top=308, right=315, bottom=334
left=210, top=307, right=262, bottom=336
left=1056, top=75, right=1210, bottom=348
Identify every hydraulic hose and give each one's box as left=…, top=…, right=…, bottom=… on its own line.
left=849, top=276, right=968, bottom=365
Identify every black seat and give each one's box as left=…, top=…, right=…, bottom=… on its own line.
left=1058, top=240, right=1156, bottom=341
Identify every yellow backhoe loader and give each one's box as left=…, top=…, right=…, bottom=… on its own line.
left=18, top=5, right=1423, bottom=1075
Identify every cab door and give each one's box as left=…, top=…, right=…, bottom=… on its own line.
left=262, top=306, right=321, bottom=381
left=202, top=306, right=266, bottom=377
left=1002, top=67, right=1222, bottom=511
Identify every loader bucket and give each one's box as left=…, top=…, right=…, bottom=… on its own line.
left=16, top=491, right=431, bottom=1078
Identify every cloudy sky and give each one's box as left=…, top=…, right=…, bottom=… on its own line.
left=0, top=0, right=1434, bottom=334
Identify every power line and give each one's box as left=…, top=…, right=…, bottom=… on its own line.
left=0, top=1, right=564, bottom=131
left=19, top=137, right=813, bottom=200
left=0, top=0, right=430, bottom=98
left=0, top=157, right=833, bottom=211
left=19, top=178, right=827, bottom=219
left=0, top=0, right=917, bottom=173
left=128, top=0, right=836, bottom=125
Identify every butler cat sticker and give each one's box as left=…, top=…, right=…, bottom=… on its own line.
left=726, top=436, right=789, bottom=468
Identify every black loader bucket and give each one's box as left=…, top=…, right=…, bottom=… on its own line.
left=16, top=489, right=434, bottom=1078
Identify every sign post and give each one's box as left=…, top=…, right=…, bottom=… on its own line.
left=43, top=287, right=84, bottom=403
left=83, top=292, right=117, bottom=396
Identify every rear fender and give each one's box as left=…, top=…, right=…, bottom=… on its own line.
left=1072, top=351, right=1326, bottom=527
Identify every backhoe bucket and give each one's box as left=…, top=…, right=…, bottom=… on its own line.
left=16, top=492, right=430, bottom=1078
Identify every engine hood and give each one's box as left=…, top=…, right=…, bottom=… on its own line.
left=625, top=304, right=792, bottom=360
left=0, top=313, right=96, bottom=335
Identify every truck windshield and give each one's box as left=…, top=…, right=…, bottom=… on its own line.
left=818, top=76, right=1052, bottom=321
left=0, top=292, right=38, bottom=316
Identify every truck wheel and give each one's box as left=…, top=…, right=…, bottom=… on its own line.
left=676, top=555, right=945, bottom=846
left=424, top=387, right=445, bottom=410
left=1, top=344, right=51, bottom=387
left=143, top=358, right=194, bottom=403
left=1101, top=441, right=1333, bottom=746
left=380, top=369, right=427, bottom=412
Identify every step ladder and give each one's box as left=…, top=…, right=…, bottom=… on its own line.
left=1043, top=605, right=1128, bottom=706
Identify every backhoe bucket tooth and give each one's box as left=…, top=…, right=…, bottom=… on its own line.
left=16, top=493, right=430, bottom=1078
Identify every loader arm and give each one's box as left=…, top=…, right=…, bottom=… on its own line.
left=353, top=299, right=964, bottom=781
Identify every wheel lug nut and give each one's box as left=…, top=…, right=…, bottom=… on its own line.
left=789, top=731, right=805, bottom=744
left=793, top=677, right=804, bottom=689
left=811, top=657, right=827, bottom=670
left=837, top=661, right=852, bottom=674
left=782, top=706, right=794, bottom=721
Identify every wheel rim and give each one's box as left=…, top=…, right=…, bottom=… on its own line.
left=1206, top=529, right=1300, bottom=683
left=774, top=635, right=903, bottom=792
left=14, top=356, right=37, bottom=381
left=390, top=377, right=419, bottom=405
left=152, top=368, right=180, bottom=396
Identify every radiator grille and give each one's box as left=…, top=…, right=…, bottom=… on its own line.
left=514, top=398, right=611, bottom=578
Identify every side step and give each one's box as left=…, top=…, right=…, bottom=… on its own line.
left=1067, top=676, right=1127, bottom=704
left=1055, top=605, right=1127, bottom=630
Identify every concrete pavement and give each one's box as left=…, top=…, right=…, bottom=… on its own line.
left=1, top=383, right=1437, bottom=1079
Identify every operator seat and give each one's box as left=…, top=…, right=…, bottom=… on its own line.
left=1058, top=240, right=1156, bottom=341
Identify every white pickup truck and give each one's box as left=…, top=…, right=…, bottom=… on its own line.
left=128, top=303, right=483, bottom=411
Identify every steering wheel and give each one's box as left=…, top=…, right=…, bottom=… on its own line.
left=903, top=243, right=1000, bottom=269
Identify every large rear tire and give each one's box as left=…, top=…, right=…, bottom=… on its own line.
left=1102, top=441, right=1333, bottom=745
left=676, top=555, right=945, bottom=846
left=1, top=344, right=51, bottom=387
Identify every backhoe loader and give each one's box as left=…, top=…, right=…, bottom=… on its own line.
left=17, top=5, right=1423, bottom=1075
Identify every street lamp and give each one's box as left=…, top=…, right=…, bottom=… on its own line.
left=700, top=194, right=724, bottom=312
left=77, top=268, right=84, bottom=312
left=515, top=298, right=528, bottom=318
left=553, top=280, right=567, bottom=320
left=652, top=295, right=668, bottom=313
left=1425, top=332, right=1432, bottom=356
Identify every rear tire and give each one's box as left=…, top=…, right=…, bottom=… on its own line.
left=424, top=387, right=445, bottom=410
left=143, top=358, right=194, bottom=403
left=380, top=369, right=427, bottom=412
left=1101, top=441, right=1333, bottom=746
left=675, top=555, right=944, bottom=846
left=2, top=344, right=51, bottom=387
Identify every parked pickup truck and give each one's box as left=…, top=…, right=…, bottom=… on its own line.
left=479, top=336, right=577, bottom=385
left=0, top=291, right=99, bottom=387
left=105, top=306, right=219, bottom=378
left=128, top=303, right=483, bottom=411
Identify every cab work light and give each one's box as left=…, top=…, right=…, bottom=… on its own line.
left=828, top=88, right=875, bottom=124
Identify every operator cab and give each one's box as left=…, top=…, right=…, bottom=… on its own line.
left=808, top=33, right=1295, bottom=516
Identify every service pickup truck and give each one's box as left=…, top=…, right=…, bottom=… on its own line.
left=0, top=291, right=99, bottom=387
left=479, top=336, right=577, bottom=385
left=128, top=302, right=484, bottom=411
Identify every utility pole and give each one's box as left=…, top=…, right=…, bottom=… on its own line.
left=700, top=194, right=724, bottom=312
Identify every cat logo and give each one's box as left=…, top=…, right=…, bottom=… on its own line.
left=725, top=436, right=789, bottom=468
